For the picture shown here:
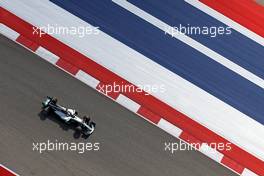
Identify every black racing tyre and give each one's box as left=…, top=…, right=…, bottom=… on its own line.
left=90, top=122, right=96, bottom=128
left=45, top=106, right=51, bottom=114
left=52, top=97, right=58, bottom=104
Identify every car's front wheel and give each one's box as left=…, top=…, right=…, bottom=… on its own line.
left=89, top=122, right=96, bottom=128
left=43, top=106, right=52, bottom=115
left=52, top=97, right=58, bottom=104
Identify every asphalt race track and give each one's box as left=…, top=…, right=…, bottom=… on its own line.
left=0, top=35, right=236, bottom=176
left=257, top=0, right=264, bottom=5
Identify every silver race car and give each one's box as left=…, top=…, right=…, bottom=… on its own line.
left=41, top=96, right=95, bottom=136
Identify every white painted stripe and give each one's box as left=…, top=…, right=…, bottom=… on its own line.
left=241, top=168, right=258, bottom=176
left=157, top=118, right=182, bottom=138
left=199, top=143, right=224, bottom=162
left=185, top=0, right=264, bottom=47
left=0, top=164, right=19, bottom=176
left=75, top=70, right=100, bottom=89
left=112, top=0, right=264, bottom=89
left=35, top=46, right=59, bottom=64
left=116, top=94, right=140, bottom=113
left=0, top=24, right=19, bottom=40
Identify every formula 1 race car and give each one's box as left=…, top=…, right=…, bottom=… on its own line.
left=41, top=96, right=96, bottom=136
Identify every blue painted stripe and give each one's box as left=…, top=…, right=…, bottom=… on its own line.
left=128, top=0, right=264, bottom=80
left=50, top=0, right=264, bottom=124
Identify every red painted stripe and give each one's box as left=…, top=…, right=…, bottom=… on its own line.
left=1, top=7, right=263, bottom=175
left=0, top=166, right=17, bottom=176
left=16, top=35, right=39, bottom=51
left=96, top=82, right=120, bottom=100
left=56, top=59, right=79, bottom=75
left=221, top=156, right=244, bottom=174
left=199, top=0, right=264, bottom=38
left=179, top=131, right=202, bottom=149
left=137, top=106, right=161, bottom=124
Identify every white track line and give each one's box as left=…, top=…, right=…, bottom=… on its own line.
left=241, top=168, right=258, bottom=176
left=0, top=164, right=19, bottom=176
left=199, top=143, right=224, bottom=162
left=116, top=94, right=141, bottom=112
left=35, top=46, right=60, bottom=64
left=112, top=0, right=264, bottom=89
left=0, top=24, right=19, bottom=40
left=185, top=0, right=264, bottom=47
left=157, top=118, right=182, bottom=138
left=75, top=70, right=100, bottom=89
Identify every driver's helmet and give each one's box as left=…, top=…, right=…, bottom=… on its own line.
left=67, top=109, right=76, bottom=116
left=83, top=116, right=90, bottom=123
